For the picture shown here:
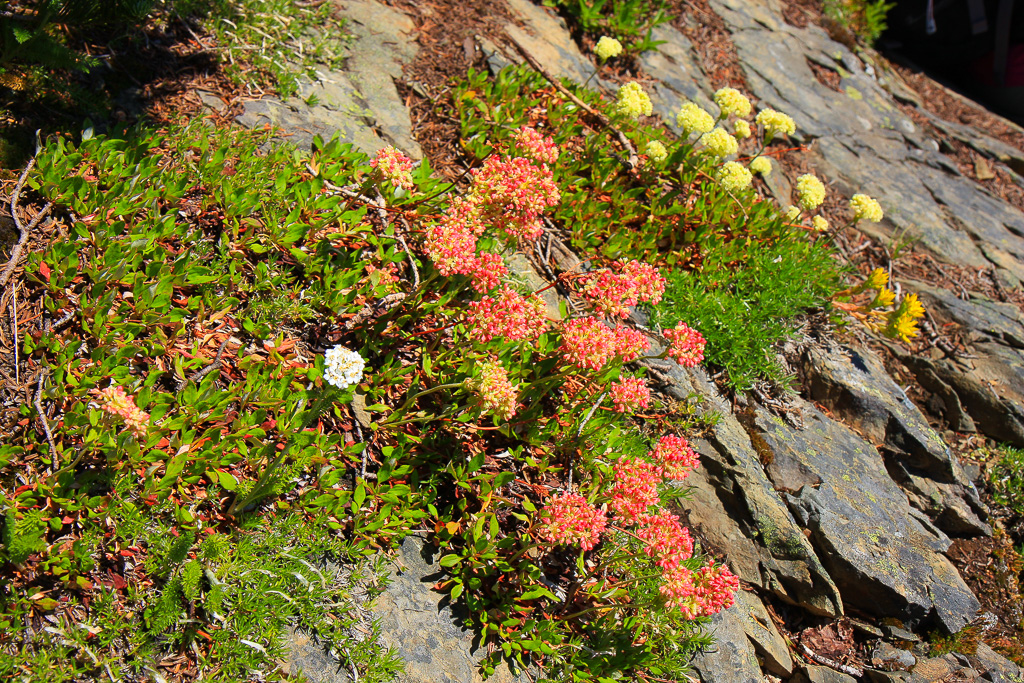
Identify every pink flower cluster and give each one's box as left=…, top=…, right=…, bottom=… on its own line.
left=637, top=510, right=694, bottom=569
left=91, top=385, right=150, bottom=438
left=664, top=322, right=706, bottom=367
left=469, top=155, right=560, bottom=241
left=660, top=563, right=739, bottom=619
left=467, top=286, right=548, bottom=344
left=370, top=145, right=414, bottom=190
left=537, top=492, right=608, bottom=551
left=559, top=317, right=650, bottom=371
left=474, top=360, right=518, bottom=422
left=511, top=126, right=559, bottom=165
left=578, top=260, right=667, bottom=318
left=652, top=435, right=700, bottom=479
left=423, top=198, right=510, bottom=292
left=609, top=377, right=651, bottom=413
left=609, top=457, right=661, bottom=523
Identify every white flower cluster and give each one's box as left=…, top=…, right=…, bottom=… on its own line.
left=324, top=345, right=365, bottom=389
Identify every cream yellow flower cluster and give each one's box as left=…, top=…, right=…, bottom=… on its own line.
left=717, top=161, right=753, bottom=192
left=784, top=205, right=801, bottom=221
left=812, top=215, right=829, bottom=231
left=614, top=82, right=653, bottom=119
left=676, top=102, right=715, bottom=136
left=644, top=140, right=668, bottom=163
left=749, top=156, right=772, bottom=176
left=756, top=108, right=796, bottom=140
left=595, top=36, right=623, bottom=61
left=850, top=193, right=884, bottom=222
left=699, top=127, right=738, bottom=158
left=733, top=119, right=751, bottom=139
left=714, top=87, right=752, bottom=118
left=796, top=174, right=826, bottom=211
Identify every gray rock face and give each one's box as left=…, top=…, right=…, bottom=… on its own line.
left=689, top=599, right=764, bottom=683
left=752, top=399, right=980, bottom=632
left=640, top=25, right=715, bottom=135
left=804, top=343, right=989, bottom=535
left=900, top=281, right=1024, bottom=447
left=236, top=0, right=422, bottom=158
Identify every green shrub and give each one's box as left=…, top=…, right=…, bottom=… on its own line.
left=824, top=0, right=895, bottom=47
left=544, top=0, right=670, bottom=55
left=990, top=446, right=1024, bottom=517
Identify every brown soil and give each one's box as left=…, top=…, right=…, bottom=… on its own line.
left=668, top=0, right=749, bottom=89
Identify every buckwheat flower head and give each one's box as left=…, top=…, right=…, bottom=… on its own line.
left=467, top=286, right=549, bottom=344
left=756, top=108, right=796, bottom=141
left=621, top=260, right=666, bottom=305
left=614, top=82, right=653, bottom=119
left=864, top=267, right=888, bottom=290
left=661, top=564, right=739, bottom=618
left=733, top=119, right=752, bottom=139
left=652, top=435, right=700, bottom=479
left=512, top=126, right=559, bottom=165
left=699, top=127, right=739, bottom=158
left=637, top=510, right=694, bottom=569
left=749, top=156, right=772, bottom=176
left=677, top=102, right=716, bottom=136
left=559, top=316, right=618, bottom=371
left=424, top=198, right=480, bottom=277
left=537, top=492, right=607, bottom=551
left=594, top=36, right=623, bottom=61
left=886, top=293, right=925, bottom=343
left=812, top=215, right=829, bottom=232
left=609, top=376, right=651, bottom=413
left=610, top=457, right=661, bottom=523
left=470, top=155, right=560, bottom=241
left=612, top=325, right=650, bottom=362
left=783, top=205, right=802, bottom=221
left=92, top=386, right=150, bottom=438
left=664, top=322, right=706, bottom=367
left=850, top=193, right=884, bottom=223
left=472, top=360, right=518, bottom=422
left=370, top=145, right=414, bottom=190
left=578, top=260, right=666, bottom=318
left=714, top=87, right=752, bottom=118
left=644, top=140, right=668, bottom=164
left=796, top=174, right=826, bottom=211
left=324, top=345, right=365, bottom=390
left=716, top=161, right=753, bottom=193
left=467, top=252, right=508, bottom=293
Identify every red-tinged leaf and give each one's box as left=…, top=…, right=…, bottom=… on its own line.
left=110, top=573, right=127, bottom=590
left=119, top=550, right=134, bottom=557
left=155, top=438, right=170, bottom=449
left=38, top=262, right=50, bottom=281
left=62, top=515, right=74, bottom=524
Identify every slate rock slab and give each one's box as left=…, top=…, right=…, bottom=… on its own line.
left=689, top=599, right=764, bottom=683
left=753, top=398, right=980, bottom=632
left=804, top=343, right=989, bottom=536
left=237, top=0, right=422, bottom=158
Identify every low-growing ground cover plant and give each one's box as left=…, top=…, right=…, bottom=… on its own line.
left=0, top=34, right=926, bottom=683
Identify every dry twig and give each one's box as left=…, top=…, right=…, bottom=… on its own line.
left=0, top=158, right=55, bottom=288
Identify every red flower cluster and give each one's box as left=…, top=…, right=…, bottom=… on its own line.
left=472, top=360, right=518, bottom=422
left=652, top=435, right=700, bottom=479
left=577, top=260, right=667, bottom=318
left=609, top=457, right=661, bottom=523
left=613, top=326, right=650, bottom=361
left=559, top=316, right=617, bottom=371
left=537, top=492, right=608, bottom=551
left=609, top=376, right=650, bottom=413
left=660, top=564, right=739, bottom=619
left=637, top=510, right=693, bottom=569
left=470, top=155, right=560, bottom=241
left=467, top=286, right=548, bottom=344
left=370, top=145, right=414, bottom=190
left=511, top=126, right=559, bottom=165
left=664, top=322, right=706, bottom=367
left=91, top=385, right=150, bottom=438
